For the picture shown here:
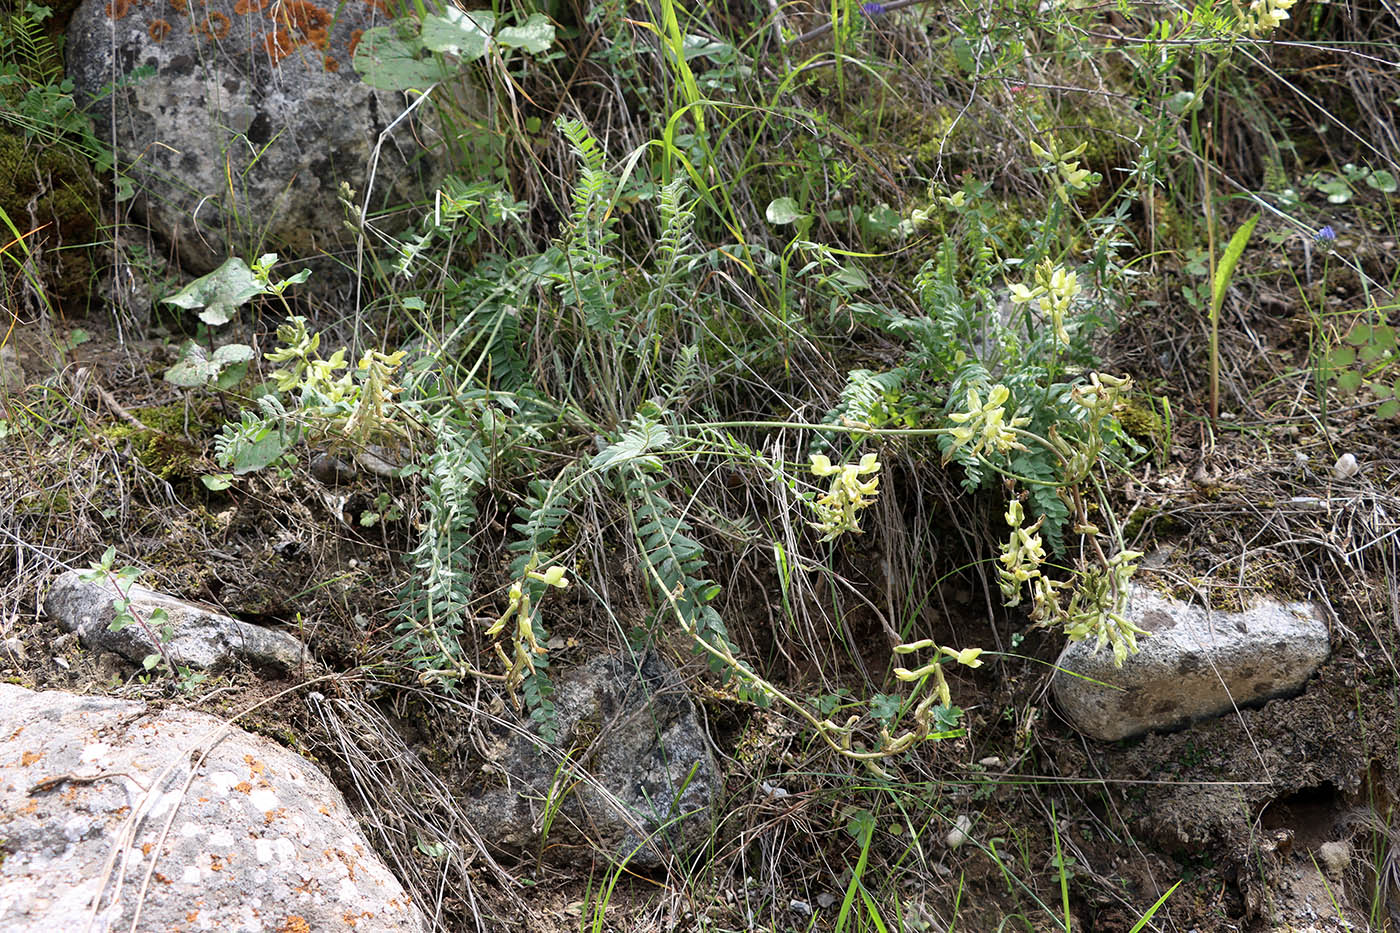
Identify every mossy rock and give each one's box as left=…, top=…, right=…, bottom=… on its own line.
left=0, top=127, right=102, bottom=310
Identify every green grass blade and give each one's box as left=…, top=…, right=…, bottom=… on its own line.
left=1127, top=880, right=1180, bottom=933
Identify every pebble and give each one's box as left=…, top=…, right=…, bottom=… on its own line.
left=1332, top=453, right=1359, bottom=479
left=945, top=814, right=972, bottom=848
left=1317, top=840, right=1350, bottom=876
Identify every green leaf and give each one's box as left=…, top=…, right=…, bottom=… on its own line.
left=765, top=197, right=803, bottom=225
left=1377, top=400, right=1400, bottom=419
left=869, top=693, right=901, bottom=723
left=420, top=8, right=494, bottom=58
left=213, top=360, right=250, bottom=390
left=1326, top=345, right=1355, bottom=367
left=227, top=423, right=294, bottom=474
left=496, top=12, right=553, bottom=53
left=1210, top=214, right=1259, bottom=322
left=143, top=653, right=162, bottom=670
left=201, top=473, right=234, bottom=490
left=212, top=343, right=255, bottom=365
left=161, top=258, right=266, bottom=326
left=1335, top=370, right=1363, bottom=393
left=353, top=24, right=457, bottom=91
left=1318, top=178, right=1351, bottom=204
left=1365, top=169, right=1397, bottom=192
left=164, top=341, right=216, bottom=387
left=1346, top=324, right=1372, bottom=346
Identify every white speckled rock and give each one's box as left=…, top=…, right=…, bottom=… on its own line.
left=1052, top=587, right=1329, bottom=741
left=0, top=683, right=424, bottom=932
left=44, top=570, right=303, bottom=671
left=65, top=0, right=444, bottom=276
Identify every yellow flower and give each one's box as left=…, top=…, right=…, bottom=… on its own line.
left=945, top=384, right=1029, bottom=463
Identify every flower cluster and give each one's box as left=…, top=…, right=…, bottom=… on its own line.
left=808, top=453, right=881, bottom=541
left=892, top=640, right=984, bottom=713
left=945, top=384, right=1029, bottom=463
left=1240, top=0, right=1296, bottom=33
left=1044, top=551, right=1148, bottom=666
left=266, top=316, right=409, bottom=445
left=997, top=500, right=1047, bottom=606
left=1029, top=138, right=1099, bottom=200
left=485, top=565, right=570, bottom=692
left=1009, top=258, right=1083, bottom=345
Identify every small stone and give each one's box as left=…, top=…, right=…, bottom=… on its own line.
left=310, top=452, right=357, bottom=486
left=1317, top=840, right=1350, bottom=877
left=44, top=570, right=302, bottom=671
left=1, top=636, right=25, bottom=661
left=1332, top=453, right=1359, bottom=479
left=1052, top=585, right=1329, bottom=741
left=0, top=346, right=25, bottom=393
left=945, top=814, right=972, bottom=848
left=978, top=756, right=1003, bottom=768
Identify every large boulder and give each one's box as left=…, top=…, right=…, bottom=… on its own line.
left=463, top=651, right=720, bottom=869
left=0, top=683, right=425, bottom=931
left=1052, top=586, right=1330, bottom=741
left=44, top=569, right=303, bottom=671
left=65, top=0, right=441, bottom=275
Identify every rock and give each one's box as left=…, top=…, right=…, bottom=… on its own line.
left=65, top=0, right=443, bottom=276
left=463, top=651, right=719, bottom=869
left=44, top=569, right=303, bottom=671
left=1317, top=840, right=1350, bottom=877
left=944, top=814, right=972, bottom=848
left=0, top=683, right=424, bottom=931
left=1052, top=586, right=1329, bottom=741
left=0, top=345, right=25, bottom=393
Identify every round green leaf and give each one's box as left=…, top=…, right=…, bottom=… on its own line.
left=766, top=197, right=803, bottom=225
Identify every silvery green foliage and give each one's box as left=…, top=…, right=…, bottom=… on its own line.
left=392, top=419, right=488, bottom=689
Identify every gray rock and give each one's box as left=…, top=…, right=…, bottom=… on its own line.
left=0, top=683, right=424, bottom=932
left=1317, top=840, right=1350, bottom=878
left=44, top=569, right=303, bottom=671
left=1052, top=586, right=1329, bottom=741
left=464, top=651, right=719, bottom=869
left=65, top=0, right=442, bottom=275
left=0, top=345, right=25, bottom=393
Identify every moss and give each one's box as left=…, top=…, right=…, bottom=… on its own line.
left=101, top=403, right=211, bottom=480
left=0, top=127, right=102, bottom=309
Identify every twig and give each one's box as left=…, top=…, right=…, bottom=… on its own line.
left=74, top=367, right=163, bottom=435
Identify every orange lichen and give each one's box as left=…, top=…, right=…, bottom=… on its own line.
left=148, top=18, right=172, bottom=40
left=263, top=26, right=296, bottom=64
left=270, top=0, right=331, bottom=44
left=104, top=0, right=133, bottom=19
left=347, top=28, right=363, bottom=57
left=363, top=0, right=386, bottom=13
left=197, top=10, right=231, bottom=39
left=170, top=0, right=188, bottom=13
left=322, top=55, right=338, bottom=71
left=234, top=0, right=268, bottom=12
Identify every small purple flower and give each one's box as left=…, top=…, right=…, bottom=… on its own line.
left=1316, top=225, right=1336, bottom=243
left=861, top=2, right=887, bottom=15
